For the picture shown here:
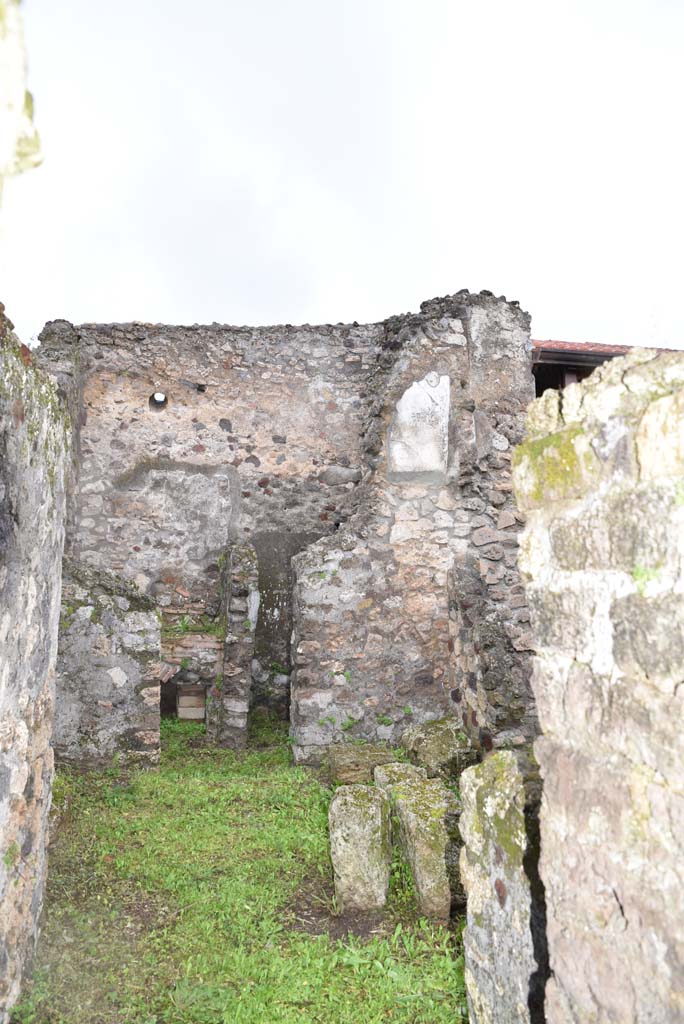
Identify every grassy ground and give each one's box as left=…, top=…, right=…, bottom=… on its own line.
left=12, top=717, right=467, bottom=1024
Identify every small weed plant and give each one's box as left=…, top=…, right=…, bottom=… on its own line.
left=12, top=718, right=466, bottom=1024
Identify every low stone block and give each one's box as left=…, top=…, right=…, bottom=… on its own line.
left=400, top=717, right=477, bottom=779
left=328, top=785, right=391, bottom=912
left=325, top=743, right=398, bottom=784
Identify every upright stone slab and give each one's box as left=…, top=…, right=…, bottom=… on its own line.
left=0, top=321, right=68, bottom=1022
left=382, top=774, right=459, bottom=921
left=328, top=785, right=391, bottom=912
left=514, top=350, right=684, bottom=1023
left=459, top=752, right=543, bottom=1024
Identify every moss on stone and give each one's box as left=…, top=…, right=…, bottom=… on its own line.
left=0, top=333, right=71, bottom=493
left=513, top=425, right=598, bottom=507
left=469, top=753, right=526, bottom=867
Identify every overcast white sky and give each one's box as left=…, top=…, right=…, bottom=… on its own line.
left=1, top=0, right=683, bottom=347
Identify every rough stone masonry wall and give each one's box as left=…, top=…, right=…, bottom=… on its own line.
left=36, top=316, right=380, bottom=750
left=0, top=320, right=68, bottom=1022
left=37, top=291, right=536, bottom=759
left=513, top=349, right=684, bottom=1023
left=291, top=291, right=536, bottom=764
left=53, top=560, right=161, bottom=766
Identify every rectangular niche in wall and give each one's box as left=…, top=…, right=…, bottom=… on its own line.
left=387, top=373, right=450, bottom=484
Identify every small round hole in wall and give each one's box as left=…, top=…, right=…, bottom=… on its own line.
left=196, top=383, right=207, bottom=393
left=149, top=392, right=168, bottom=411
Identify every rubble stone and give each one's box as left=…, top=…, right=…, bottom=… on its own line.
left=54, top=560, right=161, bottom=766
left=400, top=716, right=477, bottom=779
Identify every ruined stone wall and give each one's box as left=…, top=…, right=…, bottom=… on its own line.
left=0, top=320, right=68, bottom=1022
left=37, top=292, right=535, bottom=758
left=291, top=292, right=535, bottom=763
left=54, top=561, right=161, bottom=766
left=36, top=317, right=379, bottom=749
left=513, top=350, right=684, bottom=1023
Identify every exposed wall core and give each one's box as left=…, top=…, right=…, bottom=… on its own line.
left=37, top=291, right=536, bottom=759
left=290, top=292, right=536, bottom=762
left=37, top=315, right=378, bottom=752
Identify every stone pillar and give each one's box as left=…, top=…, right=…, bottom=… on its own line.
left=0, top=321, right=69, bottom=1022
left=206, top=542, right=259, bottom=748
left=513, top=350, right=684, bottom=1023
left=459, top=751, right=546, bottom=1024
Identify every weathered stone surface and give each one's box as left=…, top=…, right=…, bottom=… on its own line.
left=328, top=785, right=391, bottom=912
left=387, top=373, right=450, bottom=483
left=400, top=716, right=477, bottom=778
left=0, top=321, right=68, bottom=1022
left=373, top=761, right=427, bottom=793
left=54, top=560, right=161, bottom=766
left=385, top=775, right=459, bottom=921
left=36, top=291, right=535, bottom=767
left=459, top=752, right=544, bottom=1024
left=325, top=743, right=399, bottom=785
left=290, top=292, right=536, bottom=764
left=513, top=350, right=684, bottom=1024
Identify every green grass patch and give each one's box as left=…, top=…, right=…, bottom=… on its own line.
left=12, top=719, right=466, bottom=1024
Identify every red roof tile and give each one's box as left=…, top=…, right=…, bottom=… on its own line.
left=532, top=339, right=635, bottom=357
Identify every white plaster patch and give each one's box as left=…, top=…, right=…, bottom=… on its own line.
left=247, top=589, right=260, bottom=630
left=107, top=667, right=128, bottom=689
left=388, top=374, right=450, bottom=482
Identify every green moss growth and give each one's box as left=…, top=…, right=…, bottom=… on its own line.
left=469, top=753, right=526, bottom=867
left=632, top=563, right=661, bottom=595
left=0, top=334, right=71, bottom=494
left=513, top=425, right=596, bottom=506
